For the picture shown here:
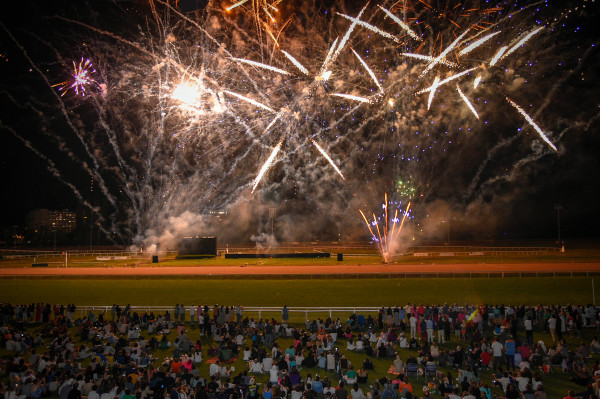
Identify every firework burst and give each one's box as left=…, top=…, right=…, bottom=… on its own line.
left=52, top=58, right=96, bottom=97
left=1, top=0, right=595, bottom=247
left=360, top=194, right=412, bottom=263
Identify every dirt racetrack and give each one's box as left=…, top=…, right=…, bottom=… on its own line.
left=1, top=262, right=600, bottom=276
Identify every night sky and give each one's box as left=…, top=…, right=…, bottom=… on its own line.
left=1, top=0, right=599, bottom=246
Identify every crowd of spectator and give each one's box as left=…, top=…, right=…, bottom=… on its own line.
left=0, top=302, right=599, bottom=399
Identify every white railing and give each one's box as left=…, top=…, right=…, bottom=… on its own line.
left=73, top=306, right=382, bottom=321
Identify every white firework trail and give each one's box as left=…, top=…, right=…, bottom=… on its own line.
left=317, top=37, right=339, bottom=81
left=459, top=31, right=502, bottom=56
left=330, top=93, right=372, bottom=104
left=505, top=97, right=558, bottom=152
left=222, top=90, right=276, bottom=113
left=337, top=11, right=400, bottom=43
left=399, top=53, right=459, bottom=67
left=251, top=140, right=283, bottom=193
left=328, top=5, right=368, bottom=69
left=474, top=75, right=482, bottom=89
left=225, top=0, right=249, bottom=12
left=456, top=84, right=479, bottom=119
left=281, top=50, right=309, bottom=75
left=392, top=201, right=411, bottom=241
left=501, top=26, right=544, bottom=60
left=421, top=28, right=471, bottom=76
left=377, top=5, right=422, bottom=42
left=231, top=57, right=290, bottom=75
left=311, top=139, right=345, bottom=179
left=351, top=48, right=384, bottom=94
left=427, top=76, right=440, bottom=110
left=262, top=109, right=286, bottom=135
left=489, top=45, right=508, bottom=66
left=262, top=6, right=275, bottom=23
left=417, top=67, right=479, bottom=94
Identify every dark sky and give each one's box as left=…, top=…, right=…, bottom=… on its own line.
left=1, top=0, right=599, bottom=242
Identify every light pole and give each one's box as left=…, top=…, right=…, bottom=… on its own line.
left=268, top=207, right=276, bottom=244
left=554, top=204, right=563, bottom=244
left=441, top=218, right=450, bottom=245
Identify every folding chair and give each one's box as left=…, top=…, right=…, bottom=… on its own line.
left=404, top=363, right=419, bottom=380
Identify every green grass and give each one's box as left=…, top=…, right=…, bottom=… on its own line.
left=0, top=277, right=597, bottom=307
left=0, top=315, right=597, bottom=399
left=1, top=275, right=599, bottom=398
left=2, top=247, right=600, bottom=268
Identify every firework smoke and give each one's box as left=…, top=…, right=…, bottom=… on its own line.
left=0, top=0, right=596, bottom=248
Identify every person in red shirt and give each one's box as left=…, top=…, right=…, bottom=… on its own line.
left=562, top=390, right=577, bottom=399
left=171, top=358, right=182, bottom=374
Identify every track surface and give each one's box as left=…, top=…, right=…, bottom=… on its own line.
left=1, top=262, right=599, bottom=276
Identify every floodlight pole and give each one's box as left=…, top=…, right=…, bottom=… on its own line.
left=554, top=204, right=563, bottom=244
left=269, top=207, right=276, bottom=244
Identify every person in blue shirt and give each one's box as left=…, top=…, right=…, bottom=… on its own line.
left=504, top=335, right=516, bottom=371
left=312, top=375, right=324, bottom=394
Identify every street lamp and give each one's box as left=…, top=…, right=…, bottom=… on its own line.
left=441, top=218, right=450, bottom=245
left=554, top=204, right=563, bottom=244
left=268, top=207, right=276, bottom=244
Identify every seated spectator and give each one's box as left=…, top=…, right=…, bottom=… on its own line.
left=338, top=354, right=350, bottom=373
left=521, top=384, right=535, bottom=399
left=350, top=383, right=366, bottom=399
left=357, top=366, right=368, bottom=384
left=534, top=385, right=548, bottom=399
left=531, top=373, right=543, bottom=391
left=243, top=347, right=251, bottom=361
left=571, top=358, right=591, bottom=386
left=397, top=333, right=408, bottom=349
left=577, top=342, right=590, bottom=358
left=515, top=371, right=530, bottom=392
left=344, top=365, right=358, bottom=385
left=519, top=358, right=531, bottom=371
left=312, top=375, right=324, bottom=394
left=347, top=338, right=356, bottom=351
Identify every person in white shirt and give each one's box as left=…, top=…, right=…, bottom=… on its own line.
left=409, top=315, right=417, bottom=338
left=269, top=365, right=279, bottom=384
left=248, top=358, right=263, bottom=373
left=496, top=372, right=511, bottom=393
left=87, top=386, right=99, bottom=399
left=209, top=361, right=222, bottom=376
left=243, top=347, right=252, bottom=361
left=349, top=384, right=366, bottom=399
left=491, top=337, right=504, bottom=371
left=515, top=371, right=530, bottom=392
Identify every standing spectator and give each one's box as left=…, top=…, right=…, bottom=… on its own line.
left=282, top=306, right=289, bottom=324
left=189, top=305, right=195, bottom=324
left=548, top=314, right=557, bottom=342
left=525, top=317, right=534, bottom=346
left=437, top=317, right=445, bottom=343
left=505, top=335, right=516, bottom=371
left=426, top=317, right=434, bottom=343
left=350, top=384, right=366, bottom=399
left=409, top=313, right=417, bottom=339
left=491, top=337, right=504, bottom=371
left=236, top=305, right=244, bottom=323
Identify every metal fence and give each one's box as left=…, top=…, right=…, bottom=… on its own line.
left=72, top=306, right=397, bottom=321
left=1, top=245, right=561, bottom=259
left=69, top=304, right=598, bottom=323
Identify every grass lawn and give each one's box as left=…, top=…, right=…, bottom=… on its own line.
left=0, top=277, right=597, bottom=307
left=1, top=275, right=599, bottom=398
left=0, top=315, right=597, bottom=399
left=2, top=248, right=600, bottom=268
